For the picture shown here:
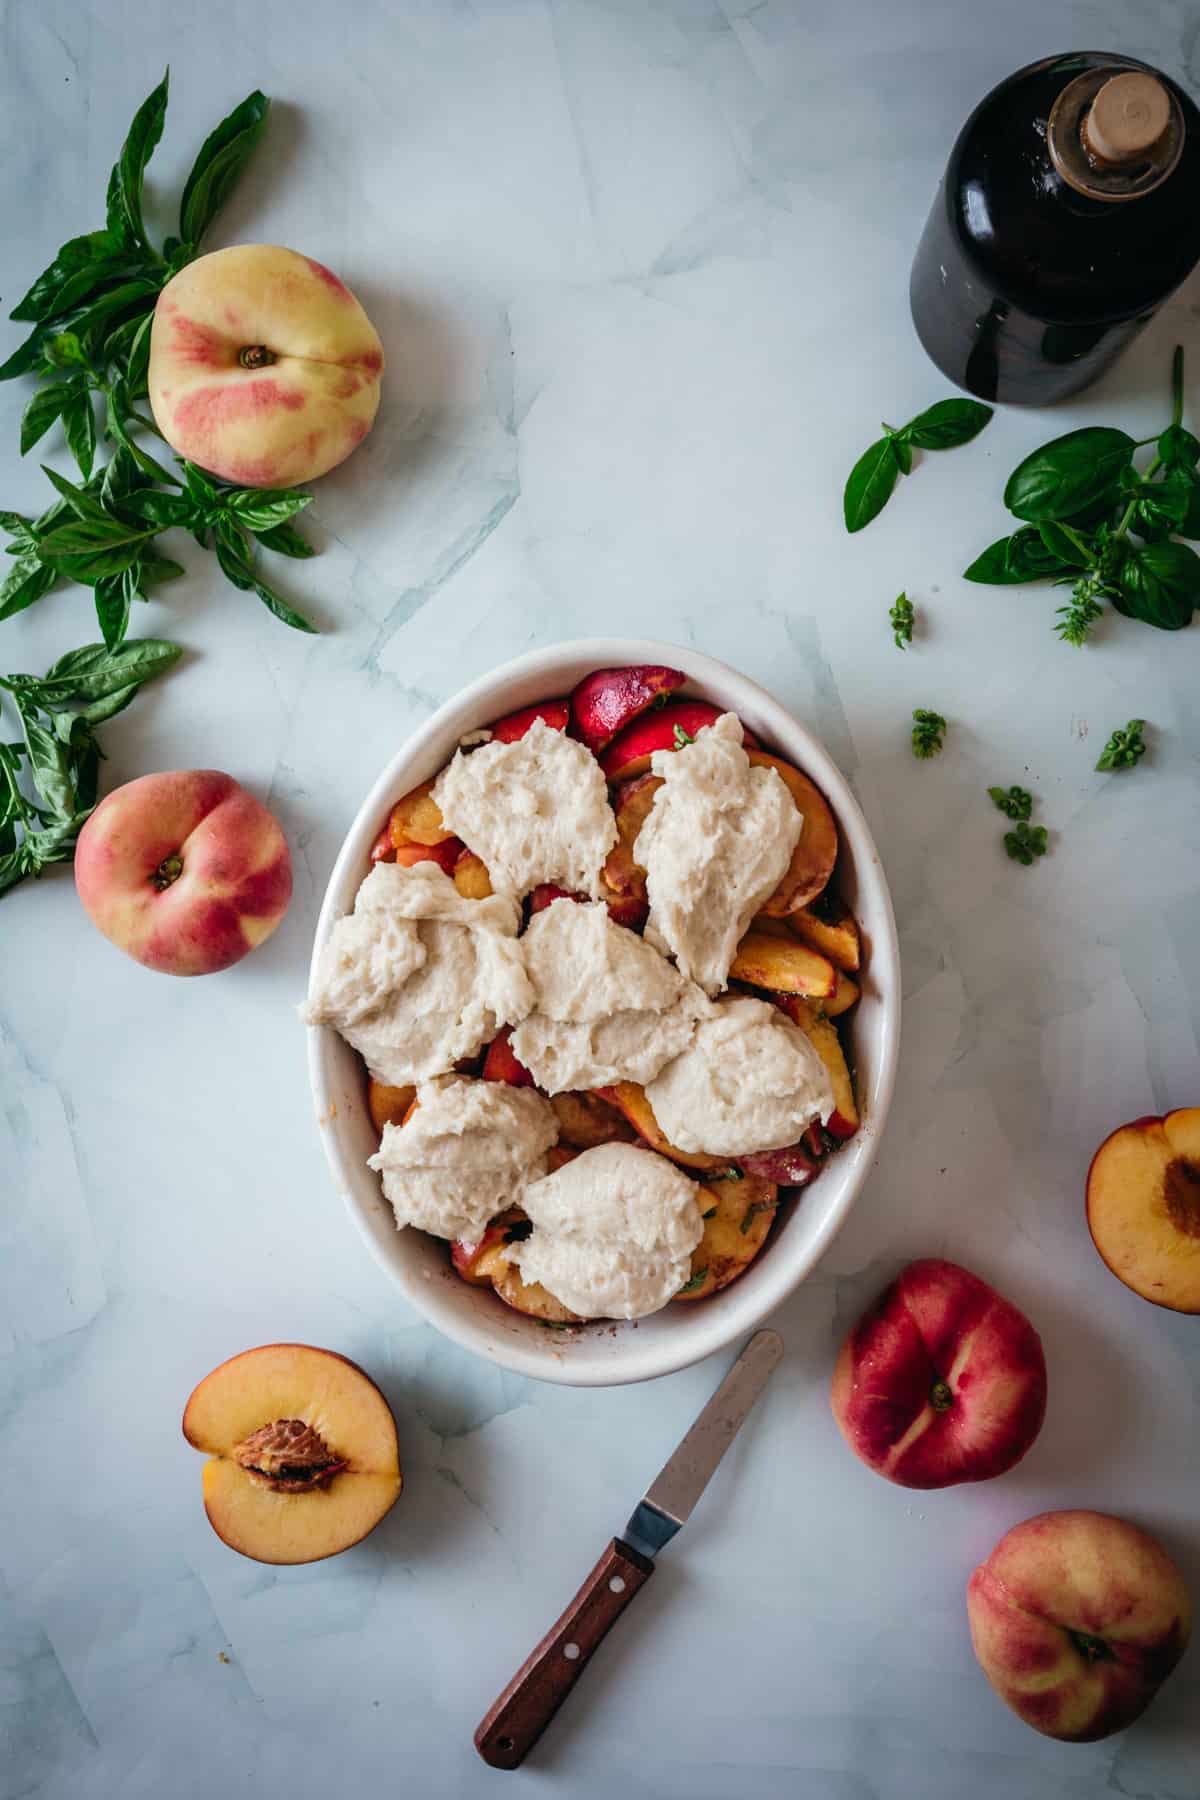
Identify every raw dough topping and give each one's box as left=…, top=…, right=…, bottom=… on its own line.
left=368, top=1073, right=558, bottom=1242
left=511, top=1141, right=703, bottom=1319
left=305, top=861, right=532, bottom=1085
left=510, top=897, right=707, bottom=1092
left=635, top=713, right=801, bottom=994
left=645, top=994, right=834, bottom=1156
left=433, top=718, right=617, bottom=899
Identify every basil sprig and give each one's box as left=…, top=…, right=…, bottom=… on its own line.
left=844, top=398, right=993, bottom=533
left=0, top=638, right=182, bottom=896
left=1, top=76, right=315, bottom=644
left=965, top=348, right=1200, bottom=644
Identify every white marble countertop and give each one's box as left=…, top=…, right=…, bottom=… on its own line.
left=3, top=3, right=1200, bottom=1796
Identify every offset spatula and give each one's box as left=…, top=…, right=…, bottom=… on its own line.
left=474, top=1328, right=783, bottom=1769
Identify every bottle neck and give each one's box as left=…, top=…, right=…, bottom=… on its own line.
left=1047, top=64, right=1184, bottom=202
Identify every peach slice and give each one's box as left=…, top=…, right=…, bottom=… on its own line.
left=778, top=997, right=859, bottom=1139
left=489, top=698, right=570, bottom=743
left=183, top=1345, right=401, bottom=1565
left=367, top=1079, right=417, bottom=1134
left=453, top=850, right=492, bottom=899
left=602, top=774, right=661, bottom=902
left=452, top=1207, right=529, bottom=1285
left=528, top=883, right=583, bottom=915
left=596, top=1082, right=727, bottom=1172
left=370, top=822, right=395, bottom=864
left=729, top=929, right=838, bottom=998
left=551, top=1089, right=638, bottom=1149
left=739, top=1142, right=821, bottom=1185
left=675, top=1173, right=779, bottom=1302
left=747, top=751, right=838, bottom=914
left=789, top=898, right=861, bottom=972
left=570, top=664, right=686, bottom=753
left=823, top=972, right=861, bottom=1019
left=387, top=780, right=452, bottom=848
left=393, top=837, right=463, bottom=875
left=491, top=1262, right=582, bottom=1324
left=482, top=1026, right=535, bottom=1087
left=1086, top=1108, right=1200, bottom=1313
left=599, top=702, right=758, bottom=782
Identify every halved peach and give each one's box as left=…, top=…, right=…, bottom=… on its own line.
left=489, top=698, right=570, bottom=743
left=778, top=997, right=859, bottom=1139
left=183, top=1345, right=401, bottom=1566
left=482, top=1025, right=534, bottom=1087
left=1087, top=1109, right=1200, bottom=1313
left=789, top=898, right=861, bottom=972
left=453, top=849, right=492, bottom=898
left=570, top=664, right=686, bottom=753
left=675, top=1174, right=779, bottom=1302
left=387, top=780, right=452, bottom=848
left=599, top=702, right=758, bottom=782
left=596, top=1082, right=727, bottom=1172
left=551, top=1089, right=638, bottom=1149
left=730, top=929, right=838, bottom=998
left=367, top=1078, right=417, bottom=1134
left=747, top=751, right=838, bottom=914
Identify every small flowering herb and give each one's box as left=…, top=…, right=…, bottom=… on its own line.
left=739, top=1201, right=777, bottom=1234
left=1004, top=821, right=1048, bottom=866
left=911, top=708, right=947, bottom=759
left=1095, top=719, right=1147, bottom=772
left=889, top=591, right=914, bottom=648
left=988, top=785, right=1033, bottom=821
left=672, top=723, right=695, bottom=749
left=676, top=1267, right=709, bottom=1295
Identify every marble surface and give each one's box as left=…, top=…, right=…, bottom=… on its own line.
left=3, top=2, right=1200, bottom=1795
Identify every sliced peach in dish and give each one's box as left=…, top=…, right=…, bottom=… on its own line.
left=367, top=1078, right=417, bottom=1134
left=453, top=849, right=492, bottom=898
left=570, top=664, right=686, bottom=753
left=596, top=1082, right=727, bottom=1172
left=675, top=1174, right=779, bottom=1302
left=551, top=1089, right=638, bottom=1149
left=482, top=1026, right=535, bottom=1087
left=370, top=822, right=395, bottom=864
left=598, top=878, right=649, bottom=930
left=528, top=882, right=583, bottom=915
left=747, top=751, right=838, bottom=914
left=491, top=1261, right=582, bottom=1324
left=452, top=1207, right=529, bottom=1285
left=387, top=779, right=452, bottom=848
left=1087, top=1108, right=1200, bottom=1313
left=602, top=774, right=662, bottom=901
left=777, top=997, right=859, bottom=1139
left=599, top=702, right=759, bottom=782
left=823, top=972, right=860, bottom=1018
left=393, top=836, right=463, bottom=874
left=183, top=1345, right=401, bottom=1565
left=489, top=698, right=570, bottom=743
left=789, top=897, right=861, bottom=972
left=739, top=1142, right=821, bottom=1185
left=730, top=929, right=837, bottom=998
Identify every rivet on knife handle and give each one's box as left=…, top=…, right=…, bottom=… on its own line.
left=473, top=1536, right=653, bottom=1770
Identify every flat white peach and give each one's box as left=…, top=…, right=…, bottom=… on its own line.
left=149, top=244, right=383, bottom=487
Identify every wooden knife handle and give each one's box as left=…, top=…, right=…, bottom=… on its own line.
left=474, top=1537, right=654, bottom=1769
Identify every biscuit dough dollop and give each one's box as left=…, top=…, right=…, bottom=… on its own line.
left=368, top=1074, right=557, bottom=1242
left=511, top=1142, right=703, bottom=1319
left=304, top=862, right=533, bottom=1085
left=646, top=995, right=834, bottom=1156
left=634, top=713, right=801, bottom=994
left=433, top=718, right=617, bottom=899
left=510, top=897, right=708, bottom=1092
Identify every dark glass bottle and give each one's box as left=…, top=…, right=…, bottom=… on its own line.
left=910, top=53, right=1200, bottom=405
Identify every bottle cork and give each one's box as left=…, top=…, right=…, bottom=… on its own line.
left=1084, top=71, right=1171, bottom=164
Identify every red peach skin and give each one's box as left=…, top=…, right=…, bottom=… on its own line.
left=148, top=245, right=383, bottom=488
left=831, top=1258, right=1047, bottom=1489
left=967, top=1510, right=1192, bottom=1740
left=74, top=770, right=292, bottom=975
left=599, top=702, right=758, bottom=781
left=489, top=699, right=570, bottom=743
left=570, top=665, right=686, bottom=752
left=482, top=1026, right=535, bottom=1087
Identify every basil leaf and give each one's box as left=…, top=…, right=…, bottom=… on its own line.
left=13, top=702, right=75, bottom=819
left=1037, top=521, right=1093, bottom=569
left=1134, top=473, right=1190, bottom=539
left=183, top=461, right=217, bottom=504
left=905, top=397, right=993, bottom=451
left=0, top=557, right=57, bottom=622
left=44, top=331, right=89, bottom=369
left=890, top=433, right=913, bottom=476
left=213, top=526, right=254, bottom=590
left=251, top=576, right=317, bottom=634
left=223, top=489, right=311, bottom=531
left=1158, top=423, right=1200, bottom=470
left=41, top=637, right=182, bottom=702
left=123, top=488, right=196, bottom=528
left=253, top=520, right=316, bottom=558
left=62, top=389, right=97, bottom=478
left=94, top=571, right=133, bottom=648
left=38, top=464, right=109, bottom=521
left=179, top=90, right=269, bottom=245
left=72, top=278, right=160, bottom=342
left=844, top=437, right=899, bottom=533
left=139, top=553, right=186, bottom=586
left=9, top=230, right=118, bottom=323
left=1178, top=484, right=1200, bottom=541
left=1115, top=541, right=1200, bottom=630
left=1004, top=427, right=1135, bottom=522
left=0, top=324, right=52, bottom=383
left=19, top=381, right=76, bottom=454
left=113, top=72, right=169, bottom=248
left=38, top=516, right=154, bottom=581
left=125, top=312, right=154, bottom=396
left=963, top=535, right=1019, bottom=584
left=963, top=525, right=1072, bottom=584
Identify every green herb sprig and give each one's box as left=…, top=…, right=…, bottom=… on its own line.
left=965, top=348, right=1200, bottom=644
left=844, top=398, right=992, bottom=533
left=1, top=74, right=318, bottom=645
left=1095, top=720, right=1148, bottom=772
left=988, top=785, right=1032, bottom=821
left=0, top=638, right=181, bottom=895
left=1004, top=821, right=1048, bottom=866
left=672, top=723, right=696, bottom=749
left=889, top=592, right=914, bottom=649
left=739, top=1200, right=777, bottom=1234
left=676, top=1267, right=709, bottom=1296
left=911, top=709, right=947, bottom=759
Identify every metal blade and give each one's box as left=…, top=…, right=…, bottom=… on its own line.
left=622, top=1329, right=783, bottom=1561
